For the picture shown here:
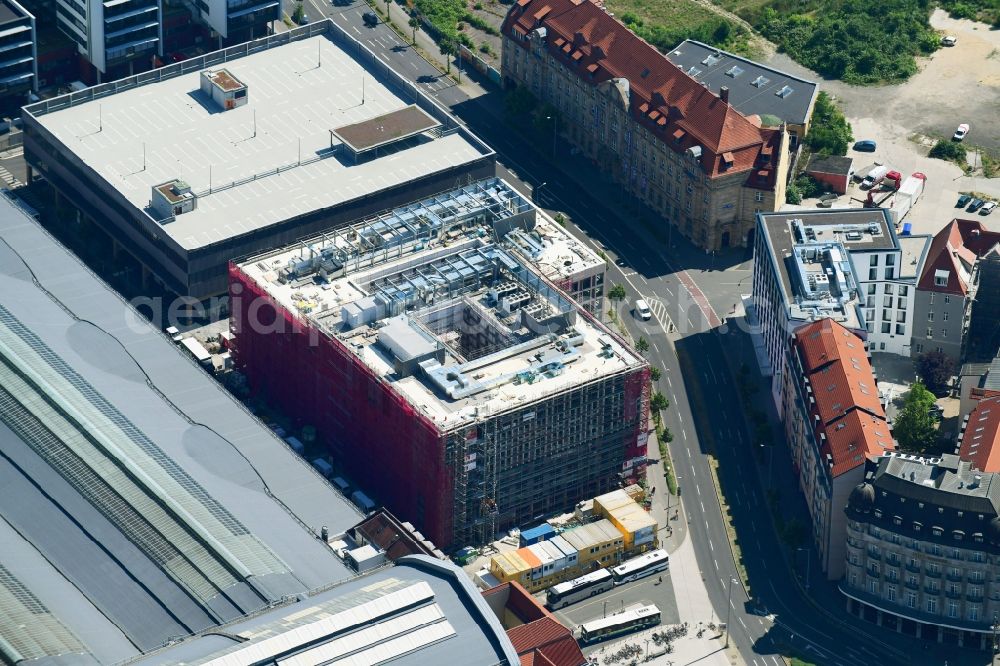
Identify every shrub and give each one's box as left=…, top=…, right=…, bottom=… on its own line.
left=929, top=139, right=966, bottom=163
left=804, top=92, right=853, bottom=156
left=786, top=183, right=802, bottom=205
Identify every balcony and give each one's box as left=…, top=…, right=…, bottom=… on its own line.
left=946, top=572, right=963, bottom=583
left=924, top=586, right=940, bottom=596
left=905, top=562, right=921, bottom=573
left=925, top=568, right=941, bottom=579
left=868, top=551, right=882, bottom=561
left=905, top=579, right=920, bottom=590
left=968, top=594, right=985, bottom=603
left=945, top=589, right=962, bottom=600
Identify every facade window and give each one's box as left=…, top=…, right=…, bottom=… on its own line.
left=942, top=328, right=947, bottom=338
left=881, top=322, right=891, bottom=334
left=906, top=591, right=917, bottom=608
left=884, top=295, right=893, bottom=308
left=868, top=284, right=877, bottom=295
left=930, top=293, right=935, bottom=304
left=896, top=324, right=906, bottom=335
left=755, top=191, right=764, bottom=202
left=870, top=255, right=878, bottom=266
left=927, top=327, right=934, bottom=339
left=885, top=284, right=894, bottom=295
left=948, top=601, right=959, bottom=618
left=869, top=268, right=878, bottom=280
left=926, top=598, right=938, bottom=614
left=970, top=606, right=981, bottom=622
left=944, top=295, right=950, bottom=304
left=928, top=312, right=935, bottom=321
left=868, top=579, right=879, bottom=595
left=886, top=254, right=896, bottom=266
left=885, top=267, right=894, bottom=279
left=886, top=585, right=897, bottom=602
left=899, top=285, right=908, bottom=296
left=943, top=312, right=949, bottom=321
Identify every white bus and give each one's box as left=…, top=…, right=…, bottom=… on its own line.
left=546, top=569, right=614, bottom=609
left=610, top=549, right=669, bottom=584
left=579, top=604, right=660, bottom=644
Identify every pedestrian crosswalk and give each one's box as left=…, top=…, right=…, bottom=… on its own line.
left=0, top=164, right=20, bottom=188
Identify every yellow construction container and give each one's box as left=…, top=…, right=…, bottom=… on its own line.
left=594, top=489, right=658, bottom=553
left=488, top=550, right=532, bottom=586
left=560, top=518, right=625, bottom=569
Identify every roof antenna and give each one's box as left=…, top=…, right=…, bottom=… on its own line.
left=253, top=109, right=257, bottom=138
left=318, top=40, right=321, bottom=67
left=362, top=75, right=365, bottom=105
left=142, top=142, right=146, bottom=171
left=99, top=104, right=103, bottom=132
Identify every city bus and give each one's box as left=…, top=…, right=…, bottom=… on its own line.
left=579, top=604, right=661, bottom=644
left=610, top=549, right=669, bottom=584
left=545, top=569, right=614, bottom=609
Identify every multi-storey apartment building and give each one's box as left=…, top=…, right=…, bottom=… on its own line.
left=54, top=0, right=161, bottom=80
left=0, top=0, right=35, bottom=108
left=500, top=0, right=789, bottom=251
left=752, top=209, right=929, bottom=409
left=911, top=219, right=1000, bottom=363
left=843, top=453, right=1000, bottom=648
left=195, top=0, right=281, bottom=46
left=788, top=318, right=894, bottom=578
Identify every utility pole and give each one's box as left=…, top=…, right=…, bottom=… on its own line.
left=725, top=577, right=738, bottom=648
left=797, top=547, right=811, bottom=588
left=992, top=613, right=998, bottom=663
left=546, top=114, right=557, bottom=156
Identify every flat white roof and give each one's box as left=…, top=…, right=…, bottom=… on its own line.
left=31, top=28, right=488, bottom=251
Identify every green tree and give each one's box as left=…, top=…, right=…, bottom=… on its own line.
left=608, top=283, right=627, bottom=301
left=409, top=15, right=420, bottom=44
left=636, top=337, right=650, bottom=354
left=503, top=85, right=536, bottom=118
left=439, top=37, right=456, bottom=73
left=805, top=92, right=853, bottom=156
left=929, top=139, right=966, bottom=163
left=916, top=350, right=956, bottom=396
left=292, top=2, right=304, bottom=24
left=651, top=391, right=669, bottom=413
left=650, top=367, right=662, bottom=382
left=894, top=381, right=939, bottom=453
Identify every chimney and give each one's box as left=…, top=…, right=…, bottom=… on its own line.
left=720, top=86, right=730, bottom=103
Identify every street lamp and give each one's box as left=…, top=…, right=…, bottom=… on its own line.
left=992, top=613, right=998, bottom=662
left=535, top=182, right=547, bottom=205
left=546, top=114, right=557, bottom=156
left=725, top=576, right=738, bottom=648
left=603, top=599, right=608, bottom=618
left=796, top=547, right=811, bottom=589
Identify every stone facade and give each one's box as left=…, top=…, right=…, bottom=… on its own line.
left=500, top=5, right=788, bottom=252
left=843, top=454, right=1000, bottom=648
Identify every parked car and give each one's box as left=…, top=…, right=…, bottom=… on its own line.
left=968, top=198, right=985, bottom=212
left=941, top=35, right=957, bottom=46
left=853, top=140, right=877, bottom=153
left=363, top=11, right=378, bottom=26
left=981, top=201, right=997, bottom=215
left=954, top=123, right=970, bottom=141
left=298, top=13, right=310, bottom=24
left=634, top=299, right=652, bottom=321
left=957, top=194, right=972, bottom=208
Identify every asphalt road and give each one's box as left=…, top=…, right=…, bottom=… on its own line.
left=312, top=10, right=907, bottom=664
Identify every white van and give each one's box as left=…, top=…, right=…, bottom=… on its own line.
left=634, top=299, right=652, bottom=320
left=861, top=165, right=889, bottom=189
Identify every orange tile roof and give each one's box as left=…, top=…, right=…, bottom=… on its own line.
left=959, top=396, right=1000, bottom=473
left=517, top=546, right=542, bottom=568
left=794, top=319, right=893, bottom=477
left=502, top=0, right=779, bottom=183
left=509, top=616, right=586, bottom=666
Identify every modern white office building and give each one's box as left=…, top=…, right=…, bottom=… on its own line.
left=55, top=0, right=161, bottom=78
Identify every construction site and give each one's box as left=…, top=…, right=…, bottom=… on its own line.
left=230, top=178, right=650, bottom=550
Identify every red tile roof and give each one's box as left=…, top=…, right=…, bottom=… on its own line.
left=502, top=0, right=780, bottom=183
left=794, top=319, right=894, bottom=477
left=959, top=396, right=1000, bottom=473
left=918, top=219, right=1000, bottom=295
left=509, top=616, right=587, bottom=666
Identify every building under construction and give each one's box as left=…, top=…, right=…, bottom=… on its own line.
left=230, top=178, right=649, bottom=550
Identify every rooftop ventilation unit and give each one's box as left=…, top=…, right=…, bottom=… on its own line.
left=775, top=85, right=794, bottom=98
left=751, top=75, right=769, bottom=88
left=200, top=69, right=248, bottom=111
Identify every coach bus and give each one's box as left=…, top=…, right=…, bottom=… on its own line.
left=545, top=569, right=614, bottom=609
left=610, top=549, right=669, bottom=584
left=579, top=604, right=661, bottom=644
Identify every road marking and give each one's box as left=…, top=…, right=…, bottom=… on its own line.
left=652, top=343, right=660, bottom=355
left=666, top=376, right=672, bottom=388
left=696, top=484, right=701, bottom=496
left=682, top=429, right=687, bottom=441
left=699, top=500, right=705, bottom=513
left=713, top=558, right=719, bottom=570
left=739, top=617, right=748, bottom=630
left=709, top=540, right=714, bottom=551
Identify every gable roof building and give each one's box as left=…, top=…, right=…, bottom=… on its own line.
left=664, top=39, right=818, bottom=146
left=959, top=395, right=1000, bottom=474
left=912, top=219, right=1000, bottom=363
left=482, top=581, right=586, bottom=666
left=500, top=0, right=790, bottom=251
left=786, top=318, right=893, bottom=578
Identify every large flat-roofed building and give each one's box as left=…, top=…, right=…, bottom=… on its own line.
left=0, top=192, right=368, bottom=663
left=752, top=208, right=929, bottom=409
left=230, top=178, right=649, bottom=550
left=500, top=0, right=790, bottom=252
left=664, top=39, right=818, bottom=150
left=23, top=22, right=495, bottom=299
left=131, top=556, right=521, bottom=665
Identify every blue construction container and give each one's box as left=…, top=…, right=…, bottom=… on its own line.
left=519, top=523, right=555, bottom=546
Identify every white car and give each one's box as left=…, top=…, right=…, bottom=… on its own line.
left=954, top=123, right=970, bottom=141
left=634, top=299, right=652, bottom=321
left=941, top=35, right=957, bottom=46
left=981, top=201, right=997, bottom=215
